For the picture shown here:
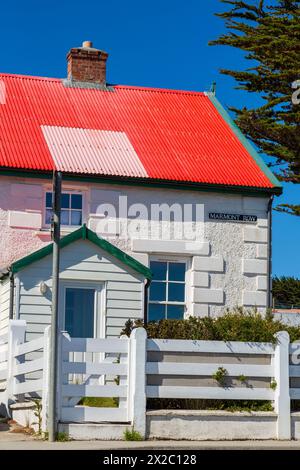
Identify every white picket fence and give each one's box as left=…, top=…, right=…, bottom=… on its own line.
left=59, top=333, right=130, bottom=423
left=0, top=321, right=300, bottom=440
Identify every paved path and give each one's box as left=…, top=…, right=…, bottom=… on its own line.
left=1, top=436, right=300, bottom=450
left=1, top=421, right=300, bottom=450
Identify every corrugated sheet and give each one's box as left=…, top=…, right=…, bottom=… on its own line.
left=41, top=126, right=148, bottom=177
left=0, top=73, right=276, bottom=188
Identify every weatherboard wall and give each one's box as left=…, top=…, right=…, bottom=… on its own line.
left=16, top=239, right=144, bottom=340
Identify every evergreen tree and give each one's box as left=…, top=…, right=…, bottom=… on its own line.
left=210, top=0, right=300, bottom=215
left=272, top=276, right=300, bottom=307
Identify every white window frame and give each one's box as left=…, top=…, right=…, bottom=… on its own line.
left=148, top=255, right=191, bottom=321
left=42, top=186, right=87, bottom=230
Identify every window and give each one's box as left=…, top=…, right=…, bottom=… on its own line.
left=45, top=192, right=83, bottom=226
left=148, top=260, right=186, bottom=322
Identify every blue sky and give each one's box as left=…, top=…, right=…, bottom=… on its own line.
left=1, top=0, right=299, bottom=277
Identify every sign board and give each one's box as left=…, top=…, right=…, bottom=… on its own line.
left=209, top=213, right=257, bottom=223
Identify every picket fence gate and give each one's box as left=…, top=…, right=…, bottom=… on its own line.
left=0, top=320, right=300, bottom=439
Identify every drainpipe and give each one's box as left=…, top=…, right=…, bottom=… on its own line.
left=143, top=279, right=151, bottom=326
left=9, top=273, right=14, bottom=320
left=267, top=196, right=274, bottom=310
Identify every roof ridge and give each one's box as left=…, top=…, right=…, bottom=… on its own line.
left=0, top=72, right=61, bottom=82
left=0, top=72, right=206, bottom=95
left=114, top=84, right=206, bottom=96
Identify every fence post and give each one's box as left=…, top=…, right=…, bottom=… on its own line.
left=41, top=326, right=51, bottom=433
left=129, top=327, right=147, bottom=438
left=273, top=330, right=291, bottom=440
left=6, top=320, right=26, bottom=413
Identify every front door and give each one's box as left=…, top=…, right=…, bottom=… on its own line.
left=60, top=282, right=105, bottom=386
left=60, top=282, right=104, bottom=339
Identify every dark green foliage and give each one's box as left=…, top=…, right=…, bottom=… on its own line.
left=273, top=276, right=300, bottom=307
left=210, top=0, right=300, bottom=215
left=147, top=398, right=273, bottom=412
left=122, top=311, right=300, bottom=412
left=122, top=309, right=300, bottom=343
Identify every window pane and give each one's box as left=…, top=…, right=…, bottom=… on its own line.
left=46, top=192, right=52, bottom=208
left=61, top=209, right=69, bottom=225
left=65, top=288, right=94, bottom=338
left=148, top=304, right=165, bottom=322
left=149, top=282, right=166, bottom=302
left=167, top=304, right=184, bottom=320
left=71, top=210, right=82, bottom=226
left=61, top=193, right=70, bottom=209
left=168, top=283, right=185, bottom=302
left=71, top=194, right=82, bottom=209
left=169, top=262, right=185, bottom=282
left=150, top=261, right=167, bottom=281
left=45, top=208, right=52, bottom=225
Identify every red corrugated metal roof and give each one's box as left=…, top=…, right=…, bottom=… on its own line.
left=0, top=73, right=280, bottom=190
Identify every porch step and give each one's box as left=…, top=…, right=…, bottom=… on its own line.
left=58, top=422, right=131, bottom=440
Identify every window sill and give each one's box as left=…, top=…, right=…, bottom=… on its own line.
left=35, top=226, right=82, bottom=237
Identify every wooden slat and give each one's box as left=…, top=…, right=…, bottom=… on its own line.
left=62, top=384, right=127, bottom=398
left=0, top=369, right=7, bottom=381
left=0, top=333, right=8, bottom=344
left=15, top=358, right=44, bottom=376
left=62, top=337, right=128, bottom=354
left=61, top=406, right=128, bottom=423
left=14, top=379, right=43, bottom=395
left=62, top=362, right=127, bottom=376
left=146, top=362, right=273, bottom=377
left=0, top=351, right=7, bottom=363
left=289, top=365, right=300, bottom=377
left=147, top=339, right=274, bottom=355
left=146, top=386, right=274, bottom=400
left=290, top=388, right=300, bottom=399
left=15, top=337, right=44, bottom=356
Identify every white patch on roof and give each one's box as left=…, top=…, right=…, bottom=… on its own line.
left=0, top=80, right=6, bottom=104
left=41, top=126, right=148, bottom=178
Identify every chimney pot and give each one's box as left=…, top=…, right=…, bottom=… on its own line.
left=82, top=40, right=93, bottom=48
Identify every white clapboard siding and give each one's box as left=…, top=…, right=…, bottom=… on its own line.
left=14, top=379, right=43, bottom=395
left=146, top=385, right=274, bottom=400
left=63, top=337, right=128, bottom=354
left=61, top=406, right=128, bottom=423
left=18, top=239, right=145, bottom=339
left=146, top=362, right=273, bottom=377
left=147, top=339, right=275, bottom=355
left=0, top=333, right=8, bottom=344
left=62, top=384, right=127, bottom=398
left=0, top=278, right=10, bottom=335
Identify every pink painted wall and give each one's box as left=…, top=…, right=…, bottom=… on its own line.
left=0, top=177, right=50, bottom=269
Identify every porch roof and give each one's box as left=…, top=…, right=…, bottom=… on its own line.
left=7, top=224, right=152, bottom=280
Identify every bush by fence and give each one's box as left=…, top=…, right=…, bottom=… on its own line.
left=122, top=309, right=300, bottom=343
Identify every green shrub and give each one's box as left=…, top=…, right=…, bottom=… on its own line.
left=122, top=310, right=300, bottom=412
left=122, top=309, right=300, bottom=343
